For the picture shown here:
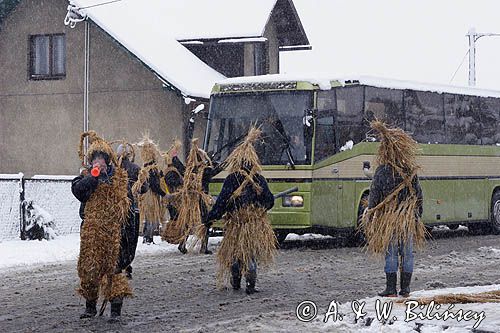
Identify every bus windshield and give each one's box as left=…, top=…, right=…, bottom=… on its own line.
left=205, top=91, right=313, bottom=165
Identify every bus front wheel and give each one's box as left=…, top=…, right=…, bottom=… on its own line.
left=274, top=231, right=288, bottom=247
left=348, top=193, right=368, bottom=246
left=490, top=191, right=500, bottom=234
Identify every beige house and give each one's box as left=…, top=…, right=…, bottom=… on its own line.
left=0, top=0, right=309, bottom=176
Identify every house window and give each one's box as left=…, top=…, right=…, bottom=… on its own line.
left=29, top=34, right=66, bottom=80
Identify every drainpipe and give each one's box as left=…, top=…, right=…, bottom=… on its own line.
left=83, top=20, right=90, bottom=164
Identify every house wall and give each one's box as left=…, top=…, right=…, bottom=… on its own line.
left=264, top=17, right=279, bottom=74
left=0, top=0, right=186, bottom=176
left=0, top=0, right=84, bottom=176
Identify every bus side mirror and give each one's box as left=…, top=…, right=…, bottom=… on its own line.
left=363, top=161, right=373, bottom=179
left=303, top=109, right=317, bottom=127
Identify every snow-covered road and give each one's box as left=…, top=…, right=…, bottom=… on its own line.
left=0, top=230, right=499, bottom=332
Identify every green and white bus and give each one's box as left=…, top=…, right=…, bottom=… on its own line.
left=204, top=75, right=500, bottom=243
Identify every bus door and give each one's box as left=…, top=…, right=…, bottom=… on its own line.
left=312, top=105, right=342, bottom=228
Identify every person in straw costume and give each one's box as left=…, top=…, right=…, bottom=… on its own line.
left=361, top=120, right=426, bottom=298
left=204, top=127, right=276, bottom=294
left=71, top=131, right=132, bottom=319
left=160, top=139, right=186, bottom=252
left=163, top=139, right=214, bottom=254
left=132, top=135, right=166, bottom=245
left=115, top=142, right=147, bottom=279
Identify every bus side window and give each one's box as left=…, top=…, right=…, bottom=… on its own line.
left=445, top=94, right=481, bottom=145
left=335, top=86, right=364, bottom=149
left=404, top=90, right=445, bottom=144
left=316, top=91, right=337, bottom=161
left=314, top=111, right=336, bottom=162
left=479, top=97, right=500, bottom=145
left=364, top=87, right=404, bottom=128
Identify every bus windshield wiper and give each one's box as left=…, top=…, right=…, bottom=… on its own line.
left=210, top=132, right=247, bottom=162
left=268, top=116, right=295, bottom=168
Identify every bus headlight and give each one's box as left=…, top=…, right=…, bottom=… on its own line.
left=282, top=195, right=304, bottom=207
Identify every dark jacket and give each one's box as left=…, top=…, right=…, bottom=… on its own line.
left=201, top=162, right=224, bottom=194
left=164, top=156, right=185, bottom=221
left=207, top=172, right=274, bottom=222
left=144, top=161, right=166, bottom=197
left=368, top=164, right=423, bottom=218
left=164, top=156, right=185, bottom=193
left=72, top=164, right=115, bottom=220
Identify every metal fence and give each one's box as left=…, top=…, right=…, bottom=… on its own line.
left=0, top=174, right=81, bottom=241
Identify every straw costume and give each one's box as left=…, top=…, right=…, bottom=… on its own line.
left=163, top=139, right=213, bottom=254
left=71, top=131, right=132, bottom=319
left=160, top=140, right=185, bottom=244
left=360, top=120, right=427, bottom=297
left=132, top=135, right=166, bottom=244
left=205, top=128, right=277, bottom=294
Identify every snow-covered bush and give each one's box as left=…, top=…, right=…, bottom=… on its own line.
left=24, top=201, right=58, bottom=240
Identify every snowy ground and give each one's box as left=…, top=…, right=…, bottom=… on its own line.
left=0, top=233, right=330, bottom=270
left=0, top=234, right=214, bottom=270
left=0, top=229, right=499, bottom=332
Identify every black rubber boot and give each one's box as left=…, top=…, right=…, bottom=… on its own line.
left=178, top=242, right=187, bottom=254
left=109, top=297, right=123, bottom=320
left=80, top=300, right=97, bottom=319
left=399, top=272, right=412, bottom=297
left=245, top=270, right=258, bottom=295
left=231, top=262, right=241, bottom=290
left=378, top=273, right=397, bottom=297
left=125, top=266, right=133, bottom=280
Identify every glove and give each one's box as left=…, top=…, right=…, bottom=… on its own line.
left=149, top=169, right=158, bottom=180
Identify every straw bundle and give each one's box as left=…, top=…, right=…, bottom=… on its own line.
left=225, top=127, right=263, bottom=200
left=216, top=205, right=277, bottom=289
left=398, top=290, right=500, bottom=305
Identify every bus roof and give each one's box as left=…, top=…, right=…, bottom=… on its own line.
left=213, top=74, right=500, bottom=98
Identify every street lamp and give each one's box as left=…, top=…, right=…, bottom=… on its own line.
left=466, top=27, right=500, bottom=86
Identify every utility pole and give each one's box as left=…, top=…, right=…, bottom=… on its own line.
left=466, top=27, right=500, bottom=86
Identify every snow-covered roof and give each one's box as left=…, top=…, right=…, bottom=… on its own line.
left=73, top=0, right=305, bottom=44
left=159, top=0, right=277, bottom=41
left=69, top=0, right=226, bottom=99
left=217, top=74, right=500, bottom=98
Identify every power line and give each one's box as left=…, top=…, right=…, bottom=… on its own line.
left=449, top=49, right=469, bottom=84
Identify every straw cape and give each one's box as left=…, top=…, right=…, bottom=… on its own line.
left=162, top=139, right=212, bottom=246
left=215, top=127, right=277, bottom=288
left=132, top=135, right=166, bottom=227
left=360, top=120, right=428, bottom=256
left=397, top=290, right=500, bottom=305
left=76, top=131, right=132, bottom=302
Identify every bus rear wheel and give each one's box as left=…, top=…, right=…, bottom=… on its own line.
left=490, top=191, right=500, bottom=234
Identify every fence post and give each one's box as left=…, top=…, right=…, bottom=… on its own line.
left=18, top=173, right=26, bottom=240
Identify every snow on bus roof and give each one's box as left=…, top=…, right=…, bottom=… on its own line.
left=219, top=74, right=500, bottom=98
left=69, top=0, right=226, bottom=99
